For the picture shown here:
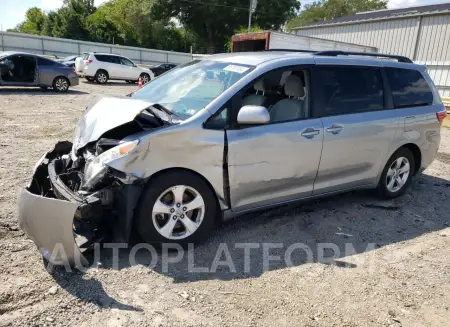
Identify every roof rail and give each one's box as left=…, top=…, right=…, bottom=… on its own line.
left=314, top=50, right=413, bottom=63
left=262, top=49, right=316, bottom=53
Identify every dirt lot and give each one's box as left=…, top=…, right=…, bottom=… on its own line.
left=0, top=81, right=449, bottom=327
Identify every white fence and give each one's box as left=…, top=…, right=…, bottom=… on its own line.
left=0, top=32, right=194, bottom=65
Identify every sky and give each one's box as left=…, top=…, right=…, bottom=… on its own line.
left=0, top=0, right=448, bottom=31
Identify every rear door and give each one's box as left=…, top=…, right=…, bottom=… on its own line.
left=312, top=63, right=400, bottom=194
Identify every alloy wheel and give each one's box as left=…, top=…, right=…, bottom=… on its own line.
left=55, top=78, right=68, bottom=91
left=97, top=73, right=107, bottom=83
left=152, top=185, right=205, bottom=240
left=141, top=74, right=149, bottom=84
left=386, top=156, right=410, bottom=192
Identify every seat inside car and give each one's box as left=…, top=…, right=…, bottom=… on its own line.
left=269, top=75, right=306, bottom=123
left=242, top=78, right=268, bottom=106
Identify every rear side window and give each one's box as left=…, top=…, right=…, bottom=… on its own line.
left=315, top=66, right=384, bottom=116
left=94, top=54, right=110, bottom=62
left=37, top=57, right=55, bottom=66
left=386, top=68, right=433, bottom=108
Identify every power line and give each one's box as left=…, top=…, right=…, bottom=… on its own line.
left=178, top=0, right=290, bottom=18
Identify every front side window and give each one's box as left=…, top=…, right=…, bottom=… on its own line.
left=131, top=60, right=254, bottom=120
left=239, top=67, right=310, bottom=124
left=120, top=57, right=134, bottom=66
left=386, top=67, right=433, bottom=108
left=316, top=66, right=384, bottom=116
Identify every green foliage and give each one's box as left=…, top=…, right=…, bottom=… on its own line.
left=11, top=0, right=305, bottom=53
left=152, top=0, right=300, bottom=51
left=20, top=7, right=46, bottom=35
left=287, top=0, right=387, bottom=30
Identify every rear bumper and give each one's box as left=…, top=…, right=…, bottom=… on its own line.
left=69, top=74, right=79, bottom=86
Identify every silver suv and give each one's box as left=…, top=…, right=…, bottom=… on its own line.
left=18, top=50, right=445, bottom=266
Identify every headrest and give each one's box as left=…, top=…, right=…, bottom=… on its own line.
left=284, top=75, right=305, bottom=97
left=254, top=78, right=268, bottom=92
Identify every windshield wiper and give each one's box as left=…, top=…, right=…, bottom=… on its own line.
left=152, top=103, right=180, bottom=118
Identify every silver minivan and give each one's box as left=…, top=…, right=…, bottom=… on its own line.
left=18, top=51, right=446, bottom=266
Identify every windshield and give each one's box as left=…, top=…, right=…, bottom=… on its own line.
left=131, top=60, right=254, bottom=120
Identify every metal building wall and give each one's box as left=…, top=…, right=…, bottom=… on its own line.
left=295, top=14, right=450, bottom=96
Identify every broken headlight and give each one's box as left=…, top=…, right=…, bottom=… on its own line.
left=82, top=140, right=139, bottom=190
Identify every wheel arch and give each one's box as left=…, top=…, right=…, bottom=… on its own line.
left=95, top=69, right=109, bottom=78
left=376, top=143, right=422, bottom=186
left=53, top=75, right=71, bottom=86
left=142, top=167, right=223, bottom=220
left=399, top=143, right=422, bottom=175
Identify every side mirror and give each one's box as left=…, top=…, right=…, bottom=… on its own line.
left=237, top=105, right=270, bottom=125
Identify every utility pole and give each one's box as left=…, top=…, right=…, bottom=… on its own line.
left=248, top=0, right=257, bottom=32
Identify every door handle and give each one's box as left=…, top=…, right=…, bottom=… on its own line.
left=326, top=124, right=344, bottom=134
left=301, top=128, right=320, bottom=138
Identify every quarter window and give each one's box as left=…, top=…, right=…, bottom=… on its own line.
left=37, top=57, right=55, bottom=66
left=316, top=66, right=384, bottom=116
left=386, top=67, right=433, bottom=108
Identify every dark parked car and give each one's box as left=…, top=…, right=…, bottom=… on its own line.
left=0, top=51, right=79, bottom=91
left=56, top=55, right=80, bottom=68
left=149, top=63, right=177, bottom=76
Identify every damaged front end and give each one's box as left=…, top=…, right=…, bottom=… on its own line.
left=18, top=97, right=172, bottom=267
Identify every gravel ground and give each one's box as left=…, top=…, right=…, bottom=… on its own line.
left=0, top=81, right=449, bottom=327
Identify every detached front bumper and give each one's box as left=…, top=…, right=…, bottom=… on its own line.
left=18, top=188, right=88, bottom=267
left=18, top=141, right=141, bottom=268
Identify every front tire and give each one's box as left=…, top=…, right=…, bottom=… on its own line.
left=52, top=77, right=70, bottom=92
left=95, top=70, right=108, bottom=84
left=377, top=148, right=415, bottom=199
left=136, top=171, right=217, bottom=246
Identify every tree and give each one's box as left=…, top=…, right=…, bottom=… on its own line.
left=50, top=0, right=96, bottom=40
left=152, top=0, right=300, bottom=51
left=20, top=7, right=46, bottom=35
left=41, top=11, right=58, bottom=36
left=287, top=0, right=387, bottom=30
left=85, top=6, right=121, bottom=43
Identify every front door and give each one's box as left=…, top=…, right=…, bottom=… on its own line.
left=1, top=55, right=38, bottom=86
left=227, top=119, right=324, bottom=211
left=311, top=64, right=400, bottom=194
left=118, top=57, right=138, bottom=79
left=226, top=66, right=323, bottom=212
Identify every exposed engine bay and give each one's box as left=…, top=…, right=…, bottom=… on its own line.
left=21, top=98, right=173, bottom=265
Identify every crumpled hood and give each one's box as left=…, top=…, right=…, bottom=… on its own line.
left=73, top=96, right=153, bottom=150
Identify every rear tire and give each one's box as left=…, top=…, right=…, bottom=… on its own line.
left=95, top=70, right=108, bottom=84
left=52, top=76, right=70, bottom=92
left=136, top=171, right=217, bottom=246
left=377, top=148, right=415, bottom=199
left=140, top=73, right=150, bottom=85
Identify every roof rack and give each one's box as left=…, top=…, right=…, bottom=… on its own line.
left=314, top=50, right=413, bottom=63
left=262, top=49, right=316, bottom=53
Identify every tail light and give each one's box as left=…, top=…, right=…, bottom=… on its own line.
left=436, top=110, right=447, bottom=123
left=84, top=59, right=93, bottom=65
left=72, top=68, right=75, bottom=72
